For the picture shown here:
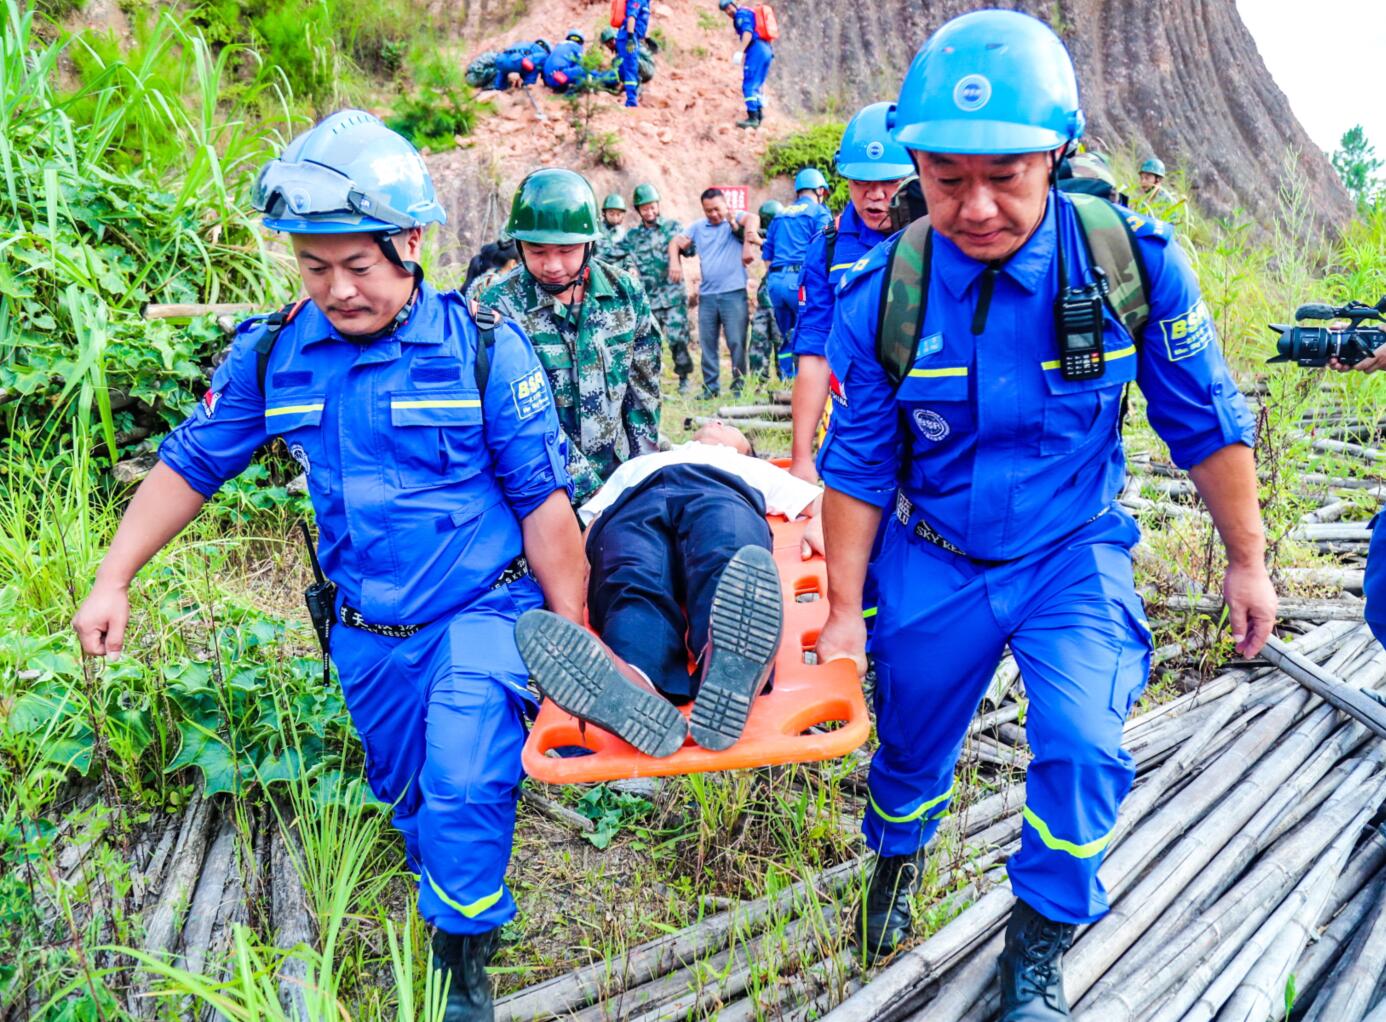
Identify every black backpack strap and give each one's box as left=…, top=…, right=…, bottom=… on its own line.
left=822, top=224, right=839, bottom=277
left=471, top=301, right=501, bottom=395
left=875, top=217, right=934, bottom=388
left=254, top=298, right=311, bottom=393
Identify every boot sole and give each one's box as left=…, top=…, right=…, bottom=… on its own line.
left=690, top=546, right=783, bottom=751
left=515, top=610, right=687, bottom=759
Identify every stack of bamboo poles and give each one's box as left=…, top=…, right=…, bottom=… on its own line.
left=496, top=618, right=1386, bottom=1021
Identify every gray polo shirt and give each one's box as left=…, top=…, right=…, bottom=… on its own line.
left=684, top=212, right=748, bottom=296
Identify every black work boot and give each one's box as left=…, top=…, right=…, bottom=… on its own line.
left=998, top=898, right=1077, bottom=1020
left=431, top=928, right=500, bottom=1022
left=857, top=848, right=928, bottom=962
left=736, top=108, right=760, bottom=129
left=516, top=609, right=688, bottom=758
left=689, top=545, right=783, bottom=751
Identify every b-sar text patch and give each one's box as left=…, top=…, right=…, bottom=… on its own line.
left=1158, top=300, right=1214, bottom=362
left=510, top=367, right=548, bottom=421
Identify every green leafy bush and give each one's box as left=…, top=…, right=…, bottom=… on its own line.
left=762, top=122, right=849, bottom=210
left=386, top=86, right=490, bottom=151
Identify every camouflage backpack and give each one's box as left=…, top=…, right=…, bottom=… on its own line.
left=876, top=193, right=1151, bottom=385
left=466, top=52, right=499, bottom=89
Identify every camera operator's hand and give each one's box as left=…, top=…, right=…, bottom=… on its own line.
left=1329, top=345, right=1386, bottom=373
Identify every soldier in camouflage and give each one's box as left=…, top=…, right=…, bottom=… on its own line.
left=748, top=198, right=783, bottom=379
left=483, top=169, right=662, bottom=505
left=598, top=193, right=630, bottom=265
left=620, top=182, right=695, bottom=392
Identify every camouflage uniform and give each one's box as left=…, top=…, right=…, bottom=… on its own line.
left=747, top=274, right=781, bottom=379
left=465, top=265, right=508, bottom=303
left=597, top=222, right=629, bottom=265
left=482, top=259, right=662, bottom=503
left=619, top=217, right=695, bottom=382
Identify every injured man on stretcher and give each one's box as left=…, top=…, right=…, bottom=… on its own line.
left=516, top=422, right=823, bottom=758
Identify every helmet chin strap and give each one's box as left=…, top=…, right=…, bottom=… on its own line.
left=522, top=241, right=595, bottom=297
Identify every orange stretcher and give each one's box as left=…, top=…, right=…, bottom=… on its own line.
left=521, top=514, right=871, bottom=785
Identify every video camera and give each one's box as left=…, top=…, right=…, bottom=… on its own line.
left=1267, top=297, right=1386, bottom=367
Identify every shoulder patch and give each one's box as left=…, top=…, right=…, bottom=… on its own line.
left=1158, top=299, right=1214, bottom=361
left=1121, top=210, right=1173, bottom=244
left=510, top=366, right=549, bottom=421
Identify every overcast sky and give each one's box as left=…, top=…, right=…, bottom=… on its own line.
left=1237, top=0, right=1386, bottom=163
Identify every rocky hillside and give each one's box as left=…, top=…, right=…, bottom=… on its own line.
left=740, top=0, right=1352, bottom=232
left=432, top=0, right=1350, bottom=264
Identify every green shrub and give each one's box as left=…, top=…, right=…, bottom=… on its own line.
left=762, top=122, right=848, bottom=210
left=386, top=86, right=490, bottom=152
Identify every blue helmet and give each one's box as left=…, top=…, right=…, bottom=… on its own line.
left=835, top=102, right=915, bottom=182
left=252, top=110, right=446, bottom=234
left=794, top=168, right=828, bottom=192
left=890, top=10, right=1084, bottom=155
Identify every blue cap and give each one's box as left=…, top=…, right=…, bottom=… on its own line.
left=794, top=168, right=828, bottom=192
left=890, top=10, right=1084, bottom=155
left=252, top=110, right=446, bottom=234
left=835, top=102, right=915, bottom=182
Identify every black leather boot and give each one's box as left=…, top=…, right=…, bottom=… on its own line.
left=431, top=928, right=500, bottom=1022
left=998, top=899, right=1077, bottom=1020
left=857, top=849, right=928, bottom=962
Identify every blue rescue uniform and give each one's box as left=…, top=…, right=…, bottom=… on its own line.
left=543, top=41, right=617, bottom=92
left=792, top=202, right=888, bottom=361
left=493, top=41, right=547, bottom=89
left=160, top=284, right=572, bottom=935
left=1368, top=515, right=1386, bottom=646
left=762, top=196, right=833, bottom=367
left=616, top=0, right=651, bottom=106
left=819, top=196, right=1255, bottom=925
left=735, top=7, right=772, bottom=116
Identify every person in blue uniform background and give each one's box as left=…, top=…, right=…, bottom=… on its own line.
left=787, top=105, right=913, bottom=482
left=760, top=167, right=832, bottom=380
left=1328, top=345, right=1386, bottom=645
left=491, top=39, right=550, bottom=90
left=543, top=29, right=617, bottom=93
left=615, top=0, right=651, bottom=107
left=720, top=0, right=773, bottom=129
left=813, top=13, right=1277, bottom=1019
left=70, top=111, right=587, bottom=1021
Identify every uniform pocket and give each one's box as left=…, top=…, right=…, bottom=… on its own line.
left=1039, top=349, right=1135, bottom=456
left=265, top=392, right=330, bottom=496
left=894, top=362, right=972, bottom=446
left=388, top=389, right=484, bottom=489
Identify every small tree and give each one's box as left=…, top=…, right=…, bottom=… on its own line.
left=1331, top=124, right=1383, bottom=211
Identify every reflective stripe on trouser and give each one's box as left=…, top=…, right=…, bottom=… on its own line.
left=617, top=30, right=640, bottom=104
left=329, top=578, right=541, bottom=934
left=767, top=269, right=800, bottom=356
left=864, top=507, right=1150, bottom=924
left=742, top=42, right=772, bottom=112
left=1367, top=512, right=1386, bottom=648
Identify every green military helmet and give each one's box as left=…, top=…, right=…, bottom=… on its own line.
left=506, top=168, right=601, bottom=244
left=632, top=183, right=660, bottom=207
left=600, top=26, right=618, bottom=44
left=602, top=192, right=627, bottom=212
left=758, top=199, right=783, bottom=227
left=1140, top=157, right=1166, bottom=178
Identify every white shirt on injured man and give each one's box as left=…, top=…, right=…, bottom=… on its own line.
left=578, top=441, right=821, bottom=527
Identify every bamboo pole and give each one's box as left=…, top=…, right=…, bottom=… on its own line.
left=1261, top=635, right=1386, bottom=740
left=1299, top=873, right=1386, bottom=1022
left=141, top=786, right=214, bottom=955
left=177, top=812, right=236, bottom=974
left=1179, top=815, right=1358, bottom=1022
left=495, top=854, right=867, bottom=1020
left=1292, top=522, right=1373, bottom=542
left=1081, top=769, right=1385, bottom=1022
left=143, top=301, right=261, bottom=319
left=1066, top=695, right=1330, bottom=1008
left=900, top=930, right=1004, bottom=1022
left=1288, top=859, right=1386, bottom=1010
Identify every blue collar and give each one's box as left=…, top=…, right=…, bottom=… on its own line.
left=933, top=197, right=1059, bottom=300
left=840, top=202, right=886, bottom=244
left=295, top=282, right=444, bottom=367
